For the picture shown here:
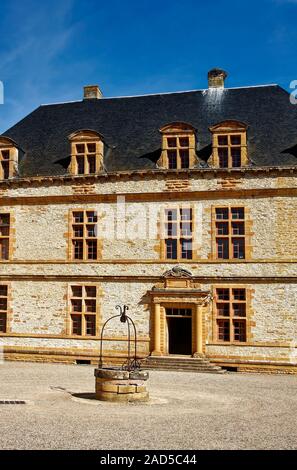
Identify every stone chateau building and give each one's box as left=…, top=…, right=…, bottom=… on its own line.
left=0, top=68, right=297, bottom=373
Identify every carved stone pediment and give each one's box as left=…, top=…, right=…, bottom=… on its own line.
left=163, top=266, right=193, bottom=279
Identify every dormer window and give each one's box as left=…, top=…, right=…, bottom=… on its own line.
left=209, top=121, right=248, bottom=168
left=0, top=138, right=18, bottom=180
left=69, top=130, right=104, bottom=176
left=158, top=123, right=196, bottom=170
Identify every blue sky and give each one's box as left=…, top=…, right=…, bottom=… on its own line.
left=0, top=0, right=296, bottom=132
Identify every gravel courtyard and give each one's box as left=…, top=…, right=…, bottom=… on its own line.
left=0, top=362, right=297, bottom=450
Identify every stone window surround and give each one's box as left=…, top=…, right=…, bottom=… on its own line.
left=209, top=120, right=248, bottom=169
left=68, top=130, right=104, bottom=176
left=157, top=123, right=197, bottom=170
left=211, top=204, right=253, bottom=261
left=212, top=284, right=253, bottom=345
left=68, top=208, right=101, bottom=261
left=0, top=137, right=18, bottom=180
left=66, top=283, right=101, bottom=337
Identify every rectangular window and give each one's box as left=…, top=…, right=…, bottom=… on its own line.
left=215, top=287, right=247, bottom=343
left=217, top=134, right=242, bottom=168
left=74, top=142, right=99, bottom=174
left=215, top=207, right=246, bottom=260
left=0, top=284, right=8, bottom=333
left=166, top=136, right=191, bottom=169
left=0, top=149, right=12, bottom=179
left=69, top=285, right=97, bottom=336
left=165, top=208, right=193, bottom=260
left=71, top=211, right=98, bottom=261
left=0, top=214, right=10, bottom=261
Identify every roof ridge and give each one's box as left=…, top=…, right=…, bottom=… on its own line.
left=40, top=84, right=279, bottom=107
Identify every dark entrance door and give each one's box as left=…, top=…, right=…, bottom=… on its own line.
left=166, top=308, right=192, bottom=355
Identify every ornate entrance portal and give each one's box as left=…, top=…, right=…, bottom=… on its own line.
left=148, top=267, right=211, bottom=357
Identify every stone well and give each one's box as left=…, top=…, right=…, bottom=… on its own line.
left=94, top=368, right=149, bottom=402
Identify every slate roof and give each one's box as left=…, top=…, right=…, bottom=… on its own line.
left=2, top=84, right=297, bottom=177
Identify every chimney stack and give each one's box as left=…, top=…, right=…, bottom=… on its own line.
left=208, top=68, right=228, bottom=89
left=83, top=85, right=103, bottom=100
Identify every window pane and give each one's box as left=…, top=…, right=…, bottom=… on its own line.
left=0, top=285, right=8, bottom=297
left=73, top=212, right=84, bottom=223
left=216, top=222, right=229, bottom=235
left=233, top=320, right=246, bottom=342
left=166, top=209, right=177, bottom=221
left=73, top=240, right=84, bottom=260
left=216, top=208, right=229, bottom=220
left=232, top=238, right=245, bottom=259
left=1, top=150, right=10, bottom=160
left=0, top=223, right=9, bottom=236
left=71, top=286, right=82, bottom=298
left=233, top=303, right=246, bottom=317
left=217, top=238, right=229, bottom=259
left=231, top=207, right=244, bottom=220
left=0, top=214, right=10, bottom=225
left=0, top=239, right=9, bottom=260
left=87, top=143, right=96, bottom=153
left=0, top=298, right=7, bottom=311
left=76, top=156, right=85, bottom=174
left=231, top=135, right=241, bottom=145
left=86, top=240, right=98, bottom=260
left=71, top=299, right=82, bottom=312
left=231, top=148, right=241, bottom=167
left=181, top=239, right=192, bottom=259
left=0, top=313, right=7, bottom=333
left=180, top=221, right=192, bottom=236
left=180, top=149, right=189, bottom=168
left=218, top=148, right=228, bottom=168
left=218, top=135, right=228, bottom=146
left=233, top=289, right=246, bottom=301
left=217, top=320, right=230, bottom=341
left=73, top=225, right=84, bottom=237
left=87, top=155, right=96, bottom=173
left=180, top=208, right=192, bottom=221
left=86, top=225, right=96, bottom=237
left=217, top=303, right=230, bottom=317
left=87, top=211, right=97, bottom=223
left=1, top=161, right=9, bottom=179
left=166, top=222, right=177, bottom=237
left=75, top=144, right=85, bottom=154
left=167, top=150, right=177, bottom=169
left=216, top=288, right=230, bottom=300
left=179, top=137, right=189, bottom=148
left=71, top=315, right=82, bottom=335
left=85, top=286, right=96, bottom=298
left=85, top=299, right=96, bottom=313
left=166, top=239, right=177, bottom=260
left=166, top=308, right=192, bottom=316
left=232, top=222, right=245, bottom=235
left=167, top=137, right=177, bottom=148
left=85, top=315, right=96, bottom=336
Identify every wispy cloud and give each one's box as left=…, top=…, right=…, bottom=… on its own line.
left=0, top=0, right=81, bottom=132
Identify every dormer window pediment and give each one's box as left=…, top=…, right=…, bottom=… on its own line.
left=68, top=130, right=104, bottom=176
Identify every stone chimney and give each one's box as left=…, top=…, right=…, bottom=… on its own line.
left=208, top=69, right=228, bottom=89
left=83, top=85, right=103, bottom=100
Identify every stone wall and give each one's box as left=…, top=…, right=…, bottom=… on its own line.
left=0, top=170, right=297, bottom=370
